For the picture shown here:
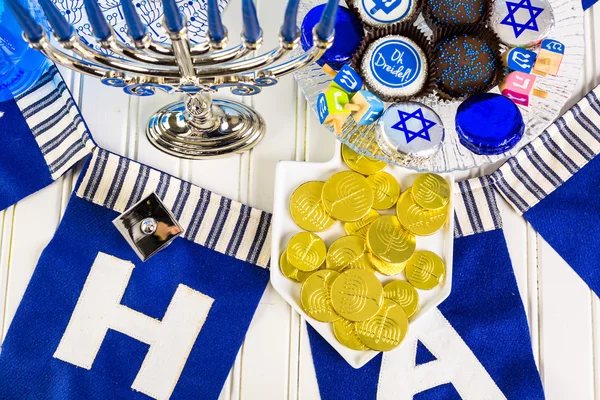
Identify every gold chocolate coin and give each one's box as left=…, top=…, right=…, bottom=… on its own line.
left=301, top=270, right=341, bottom=322
left=322, top=171, right=374, bottom=222
left=326, top=235, right=375, bottom=273
left=384, top=280, right=419, bottom=318
left=344, top=209, right=380, bottom=239
left=280, top=250, right=313, bottom=282
left=366, top=172, right=400, bottom=210
left=396, top=189, right=448, bottom=236
left=333, top=319, right=369, bottom=351
left=412, top=173, right=450, bottom=210
left=342, top=144, right=387, bottom=176
left=289, top=181, right=336, bottom=232
left=404, top=250, right=445, bottom=290
left=368, top=252, right=406, bottom=276
left=330, top=269, right=384, bottom=321
left=367, top=215, right=416, bottom=264
left=356, top=299, right=409, bottom=351
left=287, top=232, right=326, bottom=272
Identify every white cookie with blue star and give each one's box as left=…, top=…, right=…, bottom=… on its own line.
left=377, top=102, right=445, bottom=160
left=349, top=0, right=419, bottom=28
left=491, top=0, right=555, bottom=47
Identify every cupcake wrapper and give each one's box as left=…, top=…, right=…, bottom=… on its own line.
left=350, top=22, right=437, bottom=102
left=422, top=0, right=495, bottom=34
left=345, top=0, right=423, bottom=31
left=431, top=25, right=505, bottom=101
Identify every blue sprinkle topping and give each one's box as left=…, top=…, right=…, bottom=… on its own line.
left=434, top=34, right=498, bottom=97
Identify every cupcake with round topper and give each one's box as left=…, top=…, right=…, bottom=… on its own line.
left=490, top=0, right=554, bottom=47
left=423, top=0, right=493, bottom=29
left=346, top=0, right=421, bottom=29
left=432, top=27, right=503, bottom=100
left=351, top=25, right=436, bottom=102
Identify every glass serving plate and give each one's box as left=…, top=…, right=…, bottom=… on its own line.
left=295, top=0, right=585, bottom=172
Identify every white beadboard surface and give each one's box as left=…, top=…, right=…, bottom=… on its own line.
left=1, top=1, right=600, bottom=399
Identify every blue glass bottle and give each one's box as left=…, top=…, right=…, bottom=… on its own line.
left=0, top=0, right=47, bottom=102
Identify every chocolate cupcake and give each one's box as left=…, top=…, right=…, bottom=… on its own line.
left=346, top=0, right=421, bottom=30
left=433, top=28, right=503, bottom=99
left=424, top=0, right=492, bottom=29
left=351, top=25, right=435, bottom=102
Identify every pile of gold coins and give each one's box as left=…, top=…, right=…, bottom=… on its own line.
left=280, top=145, right=451, bottom=352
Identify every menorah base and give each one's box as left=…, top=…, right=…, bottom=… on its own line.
left=146, top=98, right=266, bottom=159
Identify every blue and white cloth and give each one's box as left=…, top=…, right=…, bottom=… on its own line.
left=493, top=85, right=600, bottom=297
left=308, top=177, right=544, bottom=400
left=0, top=148, right=272, bottom=399
left=0, top=63, right=93, bottom=211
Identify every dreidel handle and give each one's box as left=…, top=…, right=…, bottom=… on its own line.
left=331, top=118, right=342, bottom=135
left=322, top=64, right=337, bottom=78
left=533, top=88, right=549, bottom=99
left=344, top=103, right=362, bottom=112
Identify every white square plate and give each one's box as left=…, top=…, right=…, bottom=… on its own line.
left=270, top=146, right=455, bottom=368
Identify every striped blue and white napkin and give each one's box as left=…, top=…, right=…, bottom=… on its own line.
left=308, top=177, right=544, bottom=400
left=493, top=85, right=600, bottom=297
left=0, top=147, right=271, bottom=400
left=0, top=63, right=93, bottom=211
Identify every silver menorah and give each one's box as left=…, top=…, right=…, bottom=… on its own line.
left=9, top=0, right=338, bottom=158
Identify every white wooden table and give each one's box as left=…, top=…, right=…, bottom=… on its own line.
left=1, top=2, right=599, bottom=399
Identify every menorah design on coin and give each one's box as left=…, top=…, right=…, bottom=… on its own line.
left=367, top=216, right=416, bottom=264
left=287, top=232, right=326, bottom=272
left=396, top=190, right=448, bottom=236
left=405, top=251, right=445, bottom=290
left=327, top=236, right=372, bottom=272
left=290, top=182, right=335, bottom=232
left=356, top=300, right=409, bottom=351
left=301, top=270, right=341, bottom=323
left=322, top=172, right=374, bottom=222
left=331, top=269, right=383, bottom=322
left=412, top=174, right=450, bottom=210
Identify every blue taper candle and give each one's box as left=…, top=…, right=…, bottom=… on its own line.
left=83, top=0, right=111, bottom=40
left=207, top=0, right=226, bottom=42
left=315, top=0, right=339, bottom=41
left=38, top=0, right=74, bottom=41
left=280, top=0, right=300, bottom=42
left=6, top=0, right=45, bottom=42
left=121, top=0, right=147, bottom=41
left=242, top=0, right=261, bottom=43
left=162, top=0, right=184, bottom=32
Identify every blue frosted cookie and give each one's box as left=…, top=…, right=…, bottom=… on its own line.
left=359, top=35, right=429, bottom=101
left=455, top=93, right=524, bottom=155
left=301, top=5, right=364, bottom=71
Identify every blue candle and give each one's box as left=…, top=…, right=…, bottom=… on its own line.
left=121, top=0, right=146, bottom=41
left=38, top=0, right=74, bottom=41
left=6, top=0, right=45, bottom=42
left=281, top=0, right=300, bottom=42
left=207, top=0, right=226, bottom=42
left=242, top=0, right=261, bottom=43
left=161, top=0, right=184, bottom=33
left=83, top=0, right=111, bottom=40
left=315, top=0, right=339, bottom=41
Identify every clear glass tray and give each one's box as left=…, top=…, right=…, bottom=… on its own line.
left=295, top=0, right=584, bottom=172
